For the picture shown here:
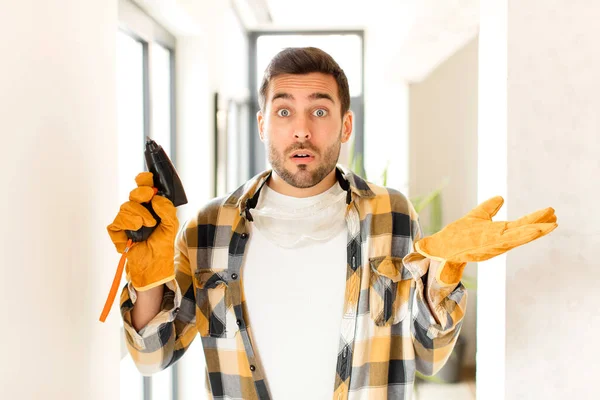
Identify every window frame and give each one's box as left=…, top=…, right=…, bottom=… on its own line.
left=247, top=30, right=366, bottom=177
left=118, top=1, right=178, bottom=400
left=118, top=0, right=177, bottom=164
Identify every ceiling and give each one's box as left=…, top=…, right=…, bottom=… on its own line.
left=247, top=0, right=480, bottom=82
left=135, top=0, right=480, bottom=82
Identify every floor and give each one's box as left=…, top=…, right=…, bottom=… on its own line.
left=413, top=367, right=476, bottom=400
left=413, top=380, right=476, bottom=400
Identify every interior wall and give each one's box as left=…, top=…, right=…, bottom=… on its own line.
left=175, top=36, right=214, bottom=222
left=408, top=36, right=479, bottom=367
left=176, top=0, right=249, bottom=223
left=0, top=1, right=121, bottom=399
left=363, top=27, right=410, bottom=194
left=505, top=0, right=599, bottom=397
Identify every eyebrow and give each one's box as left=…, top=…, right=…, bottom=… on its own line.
left=271, top=92, right=335, bottom=104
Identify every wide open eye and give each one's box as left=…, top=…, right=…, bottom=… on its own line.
left=277, top=109, right=291, bottom=117
left=313, top=108, right=328, bottom=117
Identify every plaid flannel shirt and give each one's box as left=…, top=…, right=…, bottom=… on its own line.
left=120, top=165, right=467, bottom=400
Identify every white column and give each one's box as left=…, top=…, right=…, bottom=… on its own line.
left=505, top=0, right=599, bottom=398
left=479, top=0, right=600, bottom=398
left=0, top=1, right=120, bottom=399
left=364, top=26, right=410, bottom=194
left=477, top=1, right=507, bottom=399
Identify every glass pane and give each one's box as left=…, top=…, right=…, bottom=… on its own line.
left=116, top=29, right=145, bottom=399
left=117, top=31, right=145, bottom=201
left=150, top=42, right=172, bottom=158
left=116, top=32, right=145, bottom=292
left=256, top=34, right=363, bottom=97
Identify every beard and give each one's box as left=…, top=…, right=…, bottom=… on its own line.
left=268, top=132, right=341, bottom=189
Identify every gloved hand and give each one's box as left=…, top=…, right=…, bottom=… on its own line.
left=107, top=172, right=179, bottom=291
left=415, top=196, right=558, bottom=286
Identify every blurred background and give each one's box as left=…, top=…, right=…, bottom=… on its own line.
left=1, top=0, right=597, bottom=399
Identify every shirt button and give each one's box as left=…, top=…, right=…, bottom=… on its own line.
left=249, top=365, right=256, bottom=371
left=231, top=273, right=238, bottom=280
left=241, top=233, right=248, bottom=239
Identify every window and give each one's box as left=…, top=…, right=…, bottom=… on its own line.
left=117, top=31, right=145, bottom=199
left=117, top=0, right=177, bottom=399
left=247, top=31, right=365, bottom=176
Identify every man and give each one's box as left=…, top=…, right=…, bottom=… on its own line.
left=108, top=47, right=557, bottom=399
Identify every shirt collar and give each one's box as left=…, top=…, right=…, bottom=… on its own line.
left=223, top=164, right=376, bottom=220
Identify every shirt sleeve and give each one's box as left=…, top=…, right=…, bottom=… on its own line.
left=402, top=205, right=468, bottom=376
left=119, top=218, right=198, bottom=376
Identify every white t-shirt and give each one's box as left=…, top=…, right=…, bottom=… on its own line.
left=242, top=182, right=348, bottom=399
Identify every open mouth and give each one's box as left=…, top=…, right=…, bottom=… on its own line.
left=290, top=152, right=315, bottom=163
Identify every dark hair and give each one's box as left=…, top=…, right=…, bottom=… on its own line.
left=258, top=47, right=350, bottom=116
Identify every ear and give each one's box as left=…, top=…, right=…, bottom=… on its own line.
left=257, top=110, right=265, bottom=142
left=341, top=110, right=353, bottom=144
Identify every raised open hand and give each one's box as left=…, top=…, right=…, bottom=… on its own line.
left=415, top=196, right=558, bottom=285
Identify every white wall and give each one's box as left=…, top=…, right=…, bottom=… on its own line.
left=505, top=0, right=599, bottom=398
left=0, top=1, right=120, bottom=399
left=175, top=36, right=214, bottom=221
left=478, top=0, right=599, bottom=398
left=176, top=0, right=249, bottom=222
left=363, top=26, right=411, bottom=194
left=409, top=37, right=479, bottom=367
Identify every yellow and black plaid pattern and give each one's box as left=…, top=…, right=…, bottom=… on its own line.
left=120, top=165, right=467, bottom=400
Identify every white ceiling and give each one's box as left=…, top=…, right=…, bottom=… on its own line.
left=253, top=0, right=480, bottom=82
left=135, top=0, right=479, bottom=82
left=264, top=0, right=380, bottom=29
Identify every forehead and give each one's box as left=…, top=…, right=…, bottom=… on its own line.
left=267, top=72, right=339, bottom=102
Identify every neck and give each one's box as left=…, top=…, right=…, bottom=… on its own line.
left=267, top=168, right=337, bottom=198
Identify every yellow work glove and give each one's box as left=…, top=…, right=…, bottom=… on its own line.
left=415, top=196, right=558, bottom=286
left=107, top=172, right=179, bottom=291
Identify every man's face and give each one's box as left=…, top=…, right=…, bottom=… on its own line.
left=257, top=72, right=353, bottom=189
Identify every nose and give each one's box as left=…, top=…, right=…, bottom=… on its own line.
left=293, top=115, right=311, bottom=141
